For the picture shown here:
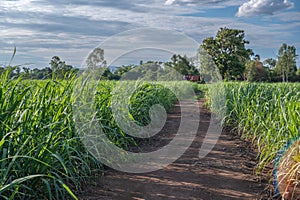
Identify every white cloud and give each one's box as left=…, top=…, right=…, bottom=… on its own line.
left=165, top=0, right=176, bottom=5
left=0, top=0, right=56, bottom=14
left=0, top=0, right=299, bottom=67
left=236, top=0, right=294, bottom=17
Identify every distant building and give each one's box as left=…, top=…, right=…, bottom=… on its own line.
left=183, top=75, right=201, bottom=82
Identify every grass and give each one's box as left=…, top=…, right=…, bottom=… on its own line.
left=0, top=70, right=101, bottom=199
left=3, top=64, right=298, bottom=198
left=206, top=82, right=300, bottom=197
left=0, top=69, right=202, bottom=199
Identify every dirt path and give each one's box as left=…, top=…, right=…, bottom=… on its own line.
left=78, top=99, right=268, bottom=200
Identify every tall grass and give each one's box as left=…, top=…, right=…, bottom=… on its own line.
left=0, top=69, right=200, bottom=199
left=0, top=70, right=100, bottom=199
left=207, top=82, right=300, bottom=197
left=222, top=82, right=300, bottom=170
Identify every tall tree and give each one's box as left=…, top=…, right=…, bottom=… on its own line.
left=167, top=54, right=199, bottom=75
left=201, top=27, right=253, bottom=80
left=264, top=58, right=277, bottom=70
left=197, top=48, right=221, bottom=82
left=244, top=60, right=256, bottom=81
left=50, top=56, right=73, bottom=79
left=50, top=56, right=60, bottom=72
left=276, top=43, right=298, bottom=82
left=254, top=54, right=268, bottom=81
left=263, top=58, right=277, bottom=81
left=86, top=48, right=106, bottom=69
left=85, top=48, right=108, bottom=79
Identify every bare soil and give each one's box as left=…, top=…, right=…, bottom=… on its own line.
left=78, top=99, right=271, bottom=200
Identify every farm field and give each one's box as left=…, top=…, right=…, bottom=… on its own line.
left=1, top=0, right=299, bottom=199
left=221, top=82, right=300, bottom=199
left=0, top=69, right=299, bottom=199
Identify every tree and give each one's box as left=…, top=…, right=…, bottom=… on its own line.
left=244, top=60, right=256, bottom=81
left=297, top=68, right=300, bottom=76
left=276, top=43, right=298, bottom=82
left=86, top=48, right=106, bottom=69
left=23, top=67, right=30, bottom=75
left=263, top=58, right=277, bottom=81
left=15, top=66, right=20, bottom=76
left=50, top=56, right=60, bottom=72
left=166, top=54, right=199, bottom=75
left=201, top=27, right=253, bottom=80
left=50, top=56, right=74, bottom=79
left=114, top=65, right=134, bottom=78
left=253, top=54, right=268, bottom=81
left=197, top=48, right=221, bottom=82
left=120, top=61, right=162, bottom=81
left=244, top=55, right=268, bottom=82
left=85, top=48, right=110, bottom=79
left=264, top=58, right=277, bottom=70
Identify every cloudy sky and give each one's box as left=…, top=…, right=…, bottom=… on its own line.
left=0, top=0, right=299, bottom=68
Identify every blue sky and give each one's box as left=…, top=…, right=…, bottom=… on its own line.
left=0, top=0, right=299, bottom=68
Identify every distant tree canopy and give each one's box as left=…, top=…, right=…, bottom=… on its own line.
left=50, top=56, right=75, bottom=79
left=1, top=33, right=298, bottom=82
left=165, top=54, right=199, bottom=76
left=275, top=43, right=298, bottom=82
left=200, top=27, right=299, bottom=82
left=84, top=48, right=119, bottom=80
left=201, top=27, right=253, bottom=80
left=243, top=54, right=268, bottom=82
left=114, top=55, right=199, bottom=81
left=114, top=65, right=134, bottom=77
left=263, top=58, right=277, bottom=70
left=0, top=55, right=77, bottom=80
left=120, top=61, right=164, bottom=81
left=86, top=48, right=106, bottom=69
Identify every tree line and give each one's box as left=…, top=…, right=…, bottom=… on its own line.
left=0, top=56, right=79, bottom=80
left=200, top=27, right=299, bottom=82
left=1, top=27, right=299, bottom=82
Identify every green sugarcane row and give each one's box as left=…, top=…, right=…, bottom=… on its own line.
left=204, top=82, right=299, bottom=197
left=0, top=73, right=99, bottom=199
left=0, top=70, right=199, bottom=199
left=207, top=82, right=300, bottom=172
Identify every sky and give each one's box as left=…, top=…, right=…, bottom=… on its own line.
left=0, top=0, right=299, bottom=68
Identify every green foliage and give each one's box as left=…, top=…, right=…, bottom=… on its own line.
left=264, top=58, right=277, bottom=70
left=114, top=65, right=134, bottom=78
left=197, top=48, right=221, bottom=83
left=165, top=55, right=199, bottom=76
left=94, top=81, right=138, bottom=149
left=0, top=71, right=101, bottom=199
left=209, top=82, right=300, bottom=172
left=253, top=56, right=268, bottom=82
left=201, top=27, right=253, bottom=81
left=129, top=83, right=177, bottom=126
left=50, top=56, right=75, bottom=79
left=0, top=52, right=77, bottom=80
left=244, top=60, right=256, bottom=81
left=117, top=61, right=183, bottom=81
left=276, top=43, right=298, bottom=82
left=0, top=67, right=198, bottom=198
left=85, top=48, right=106, bottom=70
left=296, top=68, right=300, bottom=76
